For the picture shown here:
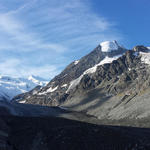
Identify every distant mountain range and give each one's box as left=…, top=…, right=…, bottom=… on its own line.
left=0, top=75, right=48, bottom=101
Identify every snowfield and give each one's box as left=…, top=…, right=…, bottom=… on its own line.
left=0, top=75, right=48, bottom=101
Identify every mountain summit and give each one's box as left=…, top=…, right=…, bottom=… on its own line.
left=100, top=40, right=121, bottom=52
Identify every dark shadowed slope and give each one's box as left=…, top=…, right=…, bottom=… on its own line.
left=1, top=115, right=150, bottom=150
left=1, top=101, right=150, bottom=149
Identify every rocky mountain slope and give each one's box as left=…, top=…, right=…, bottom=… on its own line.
left=13, top=41, right=150, bottom=121
left=0, top=75, right=48, bottom=101
left=14, top=41, right=126, bottom=104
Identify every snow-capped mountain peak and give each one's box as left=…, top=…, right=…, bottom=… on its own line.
left=0, top=75, right=48, bottom=101
left=100, top=40, right=121, bottom=52
left=14, top=40, right=127, bottom=105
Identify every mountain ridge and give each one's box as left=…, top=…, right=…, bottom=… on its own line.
left=13, top=40, right=127, bottom=104
left=13, top=41, right=150, bottom=121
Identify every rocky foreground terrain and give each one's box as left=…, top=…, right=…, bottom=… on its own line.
left=1, top=102, right=150, bottom=150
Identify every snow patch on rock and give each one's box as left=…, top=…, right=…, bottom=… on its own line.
left=140, top=52, right=150, bottom=65
left=74, top=60, right=80, bottom=65
left=61, top=84, right=67, bottom=88
left=99, top=55, right=121, bottom=65
left=66, top=76, right=83, bottom=93
left=38, top=86, right=58, bottom=95
left=18, top=100, right=26, bottom=104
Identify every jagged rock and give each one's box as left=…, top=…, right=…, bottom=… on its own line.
left=133, top=45, right=148, bottom=52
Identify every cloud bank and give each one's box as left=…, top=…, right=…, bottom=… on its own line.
left=0, top=0, right=123, bottom=79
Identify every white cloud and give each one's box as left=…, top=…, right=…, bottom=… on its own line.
left=0, top=58, right=21, bottom=76
left=0, top=0, right=124, bottom=78
left=21, top=65, right=60, bottom=79
left=0, top=58, right=60, bottom=79
left=0, top=12, right=67, bottom=53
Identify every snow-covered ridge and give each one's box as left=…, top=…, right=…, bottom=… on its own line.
left=100, top=41, right=120, bottom=52
left=0, top=75, right=48, bottom=101
left=67, top=54, right=122, bottom=92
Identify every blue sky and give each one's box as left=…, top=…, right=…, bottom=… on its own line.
left=0, top=0, right=149, bottom=79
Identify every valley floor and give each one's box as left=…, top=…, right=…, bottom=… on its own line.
left=1, top=114, right=150, bottom=150
left=1, top=102, right=150, bottom=150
